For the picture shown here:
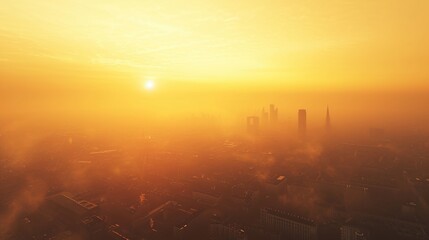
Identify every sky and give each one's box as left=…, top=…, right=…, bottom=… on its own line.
left=1, top=0, right=429, bottom=88
left=0, top=0, right=429, bottom=128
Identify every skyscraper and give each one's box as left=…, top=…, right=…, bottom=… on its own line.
left=298, top=109, right=307, bottom=134
left=247, top=116, right=260, bottom=134
left=269, top=104, right=278, bottom=124
left=261, top=108, right=269, bottom=124
left=326, top=106, right=331, bottom=131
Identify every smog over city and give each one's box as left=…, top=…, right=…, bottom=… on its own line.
left=1, top=1, right=429, bottom=240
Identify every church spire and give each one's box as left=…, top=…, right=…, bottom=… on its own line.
left=325, top=106, right=331, bottom=130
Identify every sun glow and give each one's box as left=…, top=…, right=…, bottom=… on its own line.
left=0, top=0, right=428, bottom=95
left=144, top=80, right=155, bottom=91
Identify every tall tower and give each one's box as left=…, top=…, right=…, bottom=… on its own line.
left=325, top=106, right=331, bottom=131
left=269, top=104, right=278, bottom=124
left=298, top=109, right=307, bottom=134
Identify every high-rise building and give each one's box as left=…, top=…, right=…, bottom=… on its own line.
left=325, top=106, right=331, bottom=131
left=261, top=108, right=269, bottom=124
left=269, top=104, right=278, bottom=124
left=298, top=109, right=307, bottom=134
left=261, top=208, right=318, bottom=240
left=247, top=116, right=260, bottom=134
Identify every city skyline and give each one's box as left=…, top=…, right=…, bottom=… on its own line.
left=1, top=1, right=429, bottom=240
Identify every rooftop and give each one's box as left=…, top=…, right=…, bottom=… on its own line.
left=262, top=208, right=317, bottom=226
left=48, top=193, right=98, bottom=217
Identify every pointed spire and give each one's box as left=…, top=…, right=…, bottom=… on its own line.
left=325, top=106, right=331, bottom=130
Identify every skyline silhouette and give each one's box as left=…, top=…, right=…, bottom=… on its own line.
left=1, top=1, right=429, bottom=240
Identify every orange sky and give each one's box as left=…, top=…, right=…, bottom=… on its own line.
left=1, top=0, right=429, bottom=134
left=1, top=0, right=428, bottom=92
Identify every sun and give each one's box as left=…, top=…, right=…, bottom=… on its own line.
left=144, top=80, right=155, bottom=91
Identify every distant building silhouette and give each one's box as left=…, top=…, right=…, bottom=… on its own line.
left=326, top=106, right=331, bottom=131
left=247, top=116, right=260, bottom=134
left=298, top=109, right=307, bottom=134
left=261, top=107, right=269, bottom=124
left=269, top=104, right=278, bottom=124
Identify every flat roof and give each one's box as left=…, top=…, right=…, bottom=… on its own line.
left=48, top=193, right=98, bottom=217
left=262, top=208, right=317, bottom=226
